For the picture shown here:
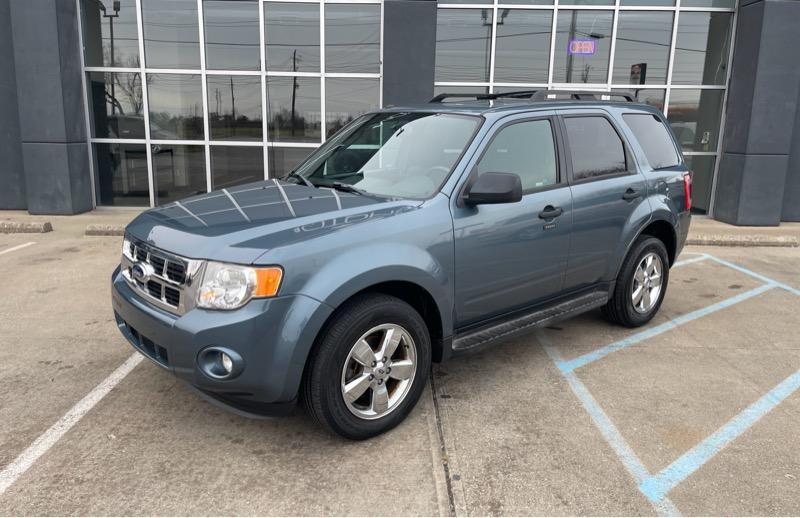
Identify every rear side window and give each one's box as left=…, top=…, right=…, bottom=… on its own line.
left=564, top=116, right=627, bottom=181
left=623, top=113, right=681, bottom=169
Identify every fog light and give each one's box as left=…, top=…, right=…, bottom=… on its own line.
left=198, top=347, right=243, bottom=380
left=220, top=352, right=233, bottom=374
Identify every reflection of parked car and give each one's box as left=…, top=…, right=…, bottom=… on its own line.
left=112, top=90, right=692, bottom=439
left=105, top=114, right=178, bottom=140
left=670, top=121, right=697, bottom=147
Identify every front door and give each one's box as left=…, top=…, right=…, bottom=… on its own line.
left=452, top=115, right=573, bottom=327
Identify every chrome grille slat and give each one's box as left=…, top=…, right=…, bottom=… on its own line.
left=121, top=238, right=201, bottom=315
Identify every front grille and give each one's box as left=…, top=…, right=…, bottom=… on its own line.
left=122, top=238, right=194, bottom=314
left=123, top=320, right=169, bottom=366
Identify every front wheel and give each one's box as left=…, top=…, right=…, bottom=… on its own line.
left=302, top=293, right=431, bottom=440
left=603, top=236, right=670, bottom=327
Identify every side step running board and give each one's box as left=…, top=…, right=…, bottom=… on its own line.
left=452, top=291, right=608, bottom=352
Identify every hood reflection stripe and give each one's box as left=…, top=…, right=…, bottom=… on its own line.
left=174, top=201, right=208, bottom=227
left=222, top=188, right=251, bottom=223
left=273, top=179, right=296, bottom=218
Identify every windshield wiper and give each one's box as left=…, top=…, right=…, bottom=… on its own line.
left=328, top=182, right=370, bottom=196
left=283, top=170, right=315, bottom=188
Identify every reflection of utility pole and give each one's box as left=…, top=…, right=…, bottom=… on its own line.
left=229, top=76, right=236, bottom=137
left=99, top=0, right=121, bottom=113
left=290, top=49, right=298, bottom=137
left=566, top=10, right=577, bottom=83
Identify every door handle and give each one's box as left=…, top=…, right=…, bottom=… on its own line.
left=538, top=205, right=563, bottom=219
left=622, top=188, right=642, bottom=201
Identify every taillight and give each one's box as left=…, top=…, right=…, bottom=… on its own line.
left=683, top=173, right=692, bottom=211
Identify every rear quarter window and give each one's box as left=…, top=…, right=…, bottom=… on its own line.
left=623, top=113, right=681, bottom=170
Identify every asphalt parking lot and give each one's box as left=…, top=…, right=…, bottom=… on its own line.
left=0, top=227, right=798, bottom=516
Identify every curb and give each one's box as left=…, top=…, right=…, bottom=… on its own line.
left=0, top=221, right=53, bottom=234
left=85, top=224, right=125, bottom=237
left=687, top=234, right=799, bottom=247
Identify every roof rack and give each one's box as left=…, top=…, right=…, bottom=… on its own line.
left=429, top=89, right=636, bottom=103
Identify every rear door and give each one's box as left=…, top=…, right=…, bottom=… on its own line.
left=452, top=112, right=573, bottom=327
left=559, top=110, right=650, bottom=290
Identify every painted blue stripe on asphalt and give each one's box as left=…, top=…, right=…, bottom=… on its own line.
left=640, top=369, right=800, bottom=502
left=557, top=283, right=776, bottom=374
left=672, top=254, right=710, bottom=268
left=707, top=255, right=800, bottom=297
left=539, top=331, right=681, bottom=517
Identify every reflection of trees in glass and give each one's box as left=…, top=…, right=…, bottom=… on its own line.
left=103, top=57, right=147, bottom=116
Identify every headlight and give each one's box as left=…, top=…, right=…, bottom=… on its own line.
left=196, top=262, right=283, bottom=310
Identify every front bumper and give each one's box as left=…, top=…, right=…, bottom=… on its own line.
left=111, top=266, right=333, bottom=415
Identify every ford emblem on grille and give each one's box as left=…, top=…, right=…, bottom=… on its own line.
left=131, top=262, right=153, bottom=283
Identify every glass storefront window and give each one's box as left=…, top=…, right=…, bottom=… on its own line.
left=266, top=77, right=321, bottom=143
left=613, top=88, right=666, bottom=111
left=142, top=0, right=201, bottom=69
left=553, top=10, right=613, bottom=84
left=148, top=74, right=205, bottom=140
left=672, top=12, right=733, bottom=85
left=203, top=0, right=260, bottom=70
left=435, top=9, right=493, bottom=83
left=88, top=72, right=146, bottom=139
left=207, top=75, right=263, bottom=141
left=268, top=147, right=314, bottom=178
left=684, top=155, right=715, bottom=214
left=81, top=0, right=140, bottom=68
left=325, top=78, right=380, bottom=138
left=264, top=3, right=320, bottom=73
left=93, top=143, right=150, bottom=206
left=667, top=89, right=724, bottom=152
left=500, top=0, right=554, bottom=5
left=325, top=5, right=381, bottom=74
left=681, top=0, right=735, bottom=7
left=493, top=10, right=552, bottom=84
left=560, top=0, right=614, bottom=5
left=210, top=146, right=265, bottom=189
left=152, top=144, right=207, bottom=204
left=613, top=11, right=673, bottom=85
left=620, top=0, right=674, bottom=5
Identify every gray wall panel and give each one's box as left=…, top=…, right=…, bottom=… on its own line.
left=714, top=0, right=800, bottom=225
left=0, top=0, right=26, bottom=209
left=382, top=0, right=437, bottom=106
left=10, top=0, right=91, bottom=214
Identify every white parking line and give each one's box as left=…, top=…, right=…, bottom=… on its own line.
left=0, top=242, right=36, bottom=256
left=0, top=353, right=143, bottom=495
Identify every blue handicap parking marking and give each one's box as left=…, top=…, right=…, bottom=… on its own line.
left=541, top=252, right=800, bottom=516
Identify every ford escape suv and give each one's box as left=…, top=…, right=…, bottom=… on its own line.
left=112, top=90, right=692, bottom=440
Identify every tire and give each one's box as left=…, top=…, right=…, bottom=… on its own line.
left=603, top=235, right=670, bottom=328
left=302, top=293, right=432, bottom=440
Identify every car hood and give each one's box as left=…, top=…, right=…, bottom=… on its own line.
left=125, top=179, right=422, bottom=264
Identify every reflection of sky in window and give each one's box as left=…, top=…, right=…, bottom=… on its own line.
left=204, top=0, right=260, bottom=70
left=613, top=12, right=673, bottom=84
left=142, top=0, right=200, bottom=68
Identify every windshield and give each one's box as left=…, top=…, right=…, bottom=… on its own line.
left=292, top=112, right=481, bottom=198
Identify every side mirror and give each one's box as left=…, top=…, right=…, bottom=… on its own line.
left=464, top=172, right=523, bottom=205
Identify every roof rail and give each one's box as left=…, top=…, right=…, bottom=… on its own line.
left=429, top=89, right=636, bottom=103
left=531, top=90, right=636, bottom=102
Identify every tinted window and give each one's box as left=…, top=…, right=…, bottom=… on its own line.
left=477, top=120, right=557, bottom=191
left=564, top=117, right=627, bottom=180
left=623, top=114, right=680, bottom=169
left=142, top=0, right=200, bottom=68
left=204, top=0, right=260, bottom=70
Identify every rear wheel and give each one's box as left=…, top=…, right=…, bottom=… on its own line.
left=603, top=235, right=670, bottom=327
left=302, top=293, right=431, bottom=440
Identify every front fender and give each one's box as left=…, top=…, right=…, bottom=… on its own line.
left=298, top=242, right=453, bottom=334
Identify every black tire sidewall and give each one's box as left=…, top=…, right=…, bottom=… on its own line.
left=619, top=237, right=670, bottom=326
left=309, top=295, right=431, bottom=440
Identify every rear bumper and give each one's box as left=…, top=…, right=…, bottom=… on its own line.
left=111, top=266, right=333, bottom=415
left=676, top=210, right=691, bottom=259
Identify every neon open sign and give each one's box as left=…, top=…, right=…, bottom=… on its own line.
left=568, top=39, right=597, bottom=55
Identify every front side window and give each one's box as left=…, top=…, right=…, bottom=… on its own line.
left=294, top=112, right=481, bottom=199
left=477, top=120, right=558, bottom=191
left=565, top=116, right=627, bottom=180
left=623, top=113, right=681, bottom=169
